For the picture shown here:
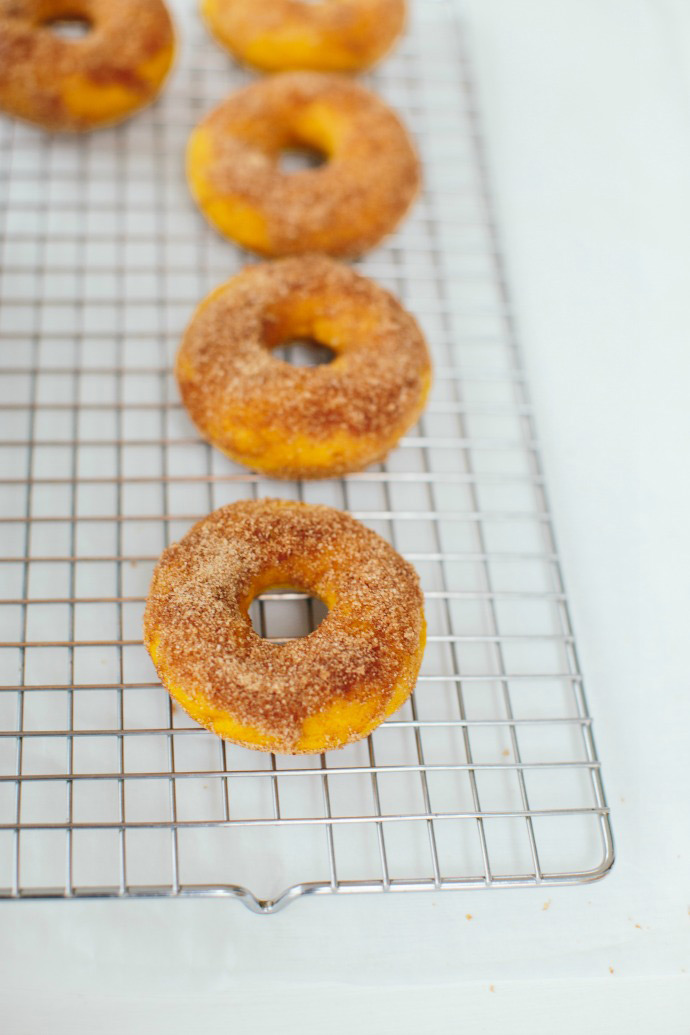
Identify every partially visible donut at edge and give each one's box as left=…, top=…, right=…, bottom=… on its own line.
left=0, top=0, right=175, bottom=131
left=201, top=0, right=407, bottom=73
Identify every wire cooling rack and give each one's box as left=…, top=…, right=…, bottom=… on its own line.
left=0, top=0, right=613, bottom=913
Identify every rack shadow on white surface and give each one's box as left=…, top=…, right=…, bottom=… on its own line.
left=0, top=0, right=613, bottom=912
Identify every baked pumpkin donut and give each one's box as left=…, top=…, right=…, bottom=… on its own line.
left=186, top=71, right=421, bottom=257
left=201, top=0, right=406, bottom=73
left=175, top=255, right=432, bottom=479
left=144, top=499, right=426, bottom=754
left=0, top=0, right=175, bottom=131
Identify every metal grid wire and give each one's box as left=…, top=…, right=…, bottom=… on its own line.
left=0, top=0, right=613, bottom=912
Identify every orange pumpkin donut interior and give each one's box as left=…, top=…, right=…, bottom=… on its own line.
left=175, top=255, right=432, bottom=480
left=201, top=0, right=406, bottom=73
left=143, top=499, right=426, bottom=755
left=186, top=71, right=421, bottom=257
left=0, top=0, right=175, bottom=131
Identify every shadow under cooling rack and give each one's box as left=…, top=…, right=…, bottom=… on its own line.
left=0, top=0, right=613, bottom=911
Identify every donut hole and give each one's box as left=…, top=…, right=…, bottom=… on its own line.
left=272, top=337, right=335, bottom=367
left=42, top=15, right=92, bottom=39
left=278, top=147, right=327, bottom=174
left=249, top=588, right=329, bottom=644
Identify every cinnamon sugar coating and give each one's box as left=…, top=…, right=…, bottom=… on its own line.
left=186, top=71, right=421, bottom=257
left=201, top=0, right=407, bottom=73
left=0, top=0, right=175, bottom=131
left=143, top=499, right=426, bottom=754
left=175, top=255, right=432, bottom=479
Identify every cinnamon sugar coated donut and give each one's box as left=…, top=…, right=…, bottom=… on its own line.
left=176, top=255, right=432, bottom=479
left=201, top=0, right=406, bottom=73
left=186, top=71, right=421, bottom=257
left=0, top=0, right=175, bottom=131
left=143, top=499, right=426, bottom=754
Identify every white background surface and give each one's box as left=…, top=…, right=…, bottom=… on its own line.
left=1, top=0, right=688, bottom=1031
